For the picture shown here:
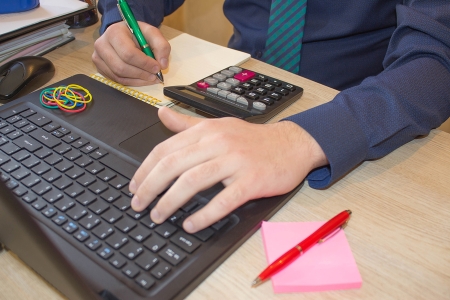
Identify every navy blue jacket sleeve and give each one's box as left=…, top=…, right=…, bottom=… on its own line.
left=98, top=0, right=185, bottom=34
left=285, top=0, right=450, bottom=189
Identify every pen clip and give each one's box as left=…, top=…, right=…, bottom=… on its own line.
left=117, top=3, right=133, bottom=34
left=318, top=220, right=350, bottom=243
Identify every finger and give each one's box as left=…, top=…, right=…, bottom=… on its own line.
left=139, top=22, right=171, bottom=70
left=150, top=157, right=233, bottom=223
left=130, top=111, right=206, bottom=191
left=158, top=107, right=202, bottom=133
left=131, top=138, right=224, bottom=212
left=182, top=180, right=253, bottom=233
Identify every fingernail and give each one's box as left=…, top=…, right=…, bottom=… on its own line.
left=151, top=65, right=160, bottom=74
left=184, top=220, right=195, bottom=233
left=151, top=209, right=160, bottom=222
left=131, top=195, right=140, bottom=209
left=129, top=179, right=136, bottom=194
left=160, top=58, right=168, bottom=69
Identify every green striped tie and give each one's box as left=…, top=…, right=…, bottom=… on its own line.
left=262, top=0, right=307, bottom=73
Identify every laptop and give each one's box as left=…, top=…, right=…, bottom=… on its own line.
left=0, top=74, right=303, bottom=300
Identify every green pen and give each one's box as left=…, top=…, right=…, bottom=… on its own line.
left=117, top=0, right=164, bottom=83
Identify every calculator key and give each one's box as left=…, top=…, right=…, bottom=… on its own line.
left=240, top=82, right=253, bottom=90
left=230, top=86, right=245, bottom=95
left=234, top=70, right=255, bottom=81
left=268, top=78, right=282, bottom=86
left=262, top=83, right=275, bottom=91
left=283, top=83, right=296, bottom=91
left=249, top=79, right=261, bottom=86
left=228, top=66, right=242, bottom=74
left=275, top=87, right=290, bottom=96
left=218, top=90, right=231, bottom=98
left=252, top=102, right=266, bottom=111
left=196, top=81, right=209, bottom=89
left=204, top=77, right=218, bottom=86
left=256, top=74, right=268, bottom=82
left=225, top=78, right=240, bottom=86
left=226, top=93, right=239, bottom=101
left=212, top=73, right=227, bottom=81
left=206, top=87, right=220, bottom=95
left=236, top=97, right=248, bottom=106
left=259, top=97, right=275, bottom=106
left=217, top=82, right=232, bottom=91
left=254, top=87, right=267, bottom=95
left=220, top=69, right=234, bottom=77
left=268, top=92, right=282, bottom=101
left=245, top=92, right=259, bottom=100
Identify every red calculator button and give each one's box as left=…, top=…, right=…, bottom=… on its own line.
left=197, top=81, right=209, bottom=89
left=234, top=70, right=255, bottom=82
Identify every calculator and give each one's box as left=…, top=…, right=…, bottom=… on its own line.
left=163, top=66, right=304, bottom=123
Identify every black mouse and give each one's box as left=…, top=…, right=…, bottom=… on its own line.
left=0, top=56, right=55, bottom=102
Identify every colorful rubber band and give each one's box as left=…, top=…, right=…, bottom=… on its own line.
left=40, top=84, right=93, bottom=113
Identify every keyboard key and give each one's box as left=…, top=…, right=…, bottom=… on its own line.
left=76, top=191, right=97, bottom=206
left=90, top=148, right=108, bottom=159
left=11, top=168, right=30, bottom=180
left=64, top=149, right=82, bottom=161
left=79, top=214, right=101, bottom=230
left=42, top=189, right=64, bottom=203
left=113, top=197, right=131, bottom=211
left=120, top=241, right=144, bottom=260
left=2, top=161, right=20, bottom=173
left=150, top=262, right=171, bottom=279
left=53, top=176, right=73, bottom=190
left=31, top=181, right=52, bottom=195
left=126, top=208, right=148, bottom=220
left=52, top=214, right=67, bottom=226
left=76, top=173, right=96, bottom=187
left=54, top=197, right=76, bottom=212
left=12, top=136, right=42, bottom=152
left=42, top=206, right=57, bottom=218
left=74, top=230, right=90, bottom=242
left=74, top=155, right=93, bottom=167
left=193, top=227, right=215, bottom=242
left=99, top=153, right=137, bottom=180
left=100, top=189, right=121, bottom=203
left=114, top=217, right=136, bottom=233
left=12, top=149, right=30, bottom=161
left=80, top=143, right=98, bottom=154
left=41, top=168, right=61, bottom=182
left=101, top=207, right=122, bottom=224
left=65, top=166, right=85, bottom=179
left=109, top=255, right=127, bottom=269
left=135, top=274, right=155, bottom=290
left=122, top=264, right=140, bottom=279
left=31, top=163, right=50, bottom=175
left=170, top=232, right=201, bottom=254
left=27, top=114, right=52, bottom=127
left=31, top=199, right=47, bottom=210
left=89, top=200, right=109, bottom=215
left=62, top=133, right=80, bottom=144
left=85, top=161, right=104, bottom=175
left=159, top=245, right=187, bottom=266
left=155, top=222, right=177, bottom=238
left=97, top=246, right=114, bottom=259
left=63, top=221, right=78, bottom=233
left=22, top=193, right=37, bottom=203
left=92, top=223, right=115, bottom=240
left=54, top=159, right=73, bottom=172
left=97, top=169, right=116, bottom=182
left=88, top=180, right=108, bottom=194
left=53, top=144, right=72, bottom=155
left=135, top=251, right=159, bottom=271
left=85, top=238, right=101, bottom=250
left=129, top=225, right=152, bottom=243
left=106, top=232, right=129, bottom=250
left=143, top=235, right=166, bottom=253
left=67, top=205, right=88, bottom=220
left=64, top=183, right=85, bottom=198
left=30, top=128, right=61, bottom=148
left=21, top=173, right=41, bottom=187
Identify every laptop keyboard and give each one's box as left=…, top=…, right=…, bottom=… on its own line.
left=0, top=104, right=237, bottom=293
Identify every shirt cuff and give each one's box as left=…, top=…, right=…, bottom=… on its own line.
left=283, top=97, right=369, bottom=189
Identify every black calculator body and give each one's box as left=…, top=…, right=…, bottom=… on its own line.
left=163, top=66, right=304, bottom=123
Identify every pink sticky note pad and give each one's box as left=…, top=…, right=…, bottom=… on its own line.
left=261, top=221, right=362, bottom=293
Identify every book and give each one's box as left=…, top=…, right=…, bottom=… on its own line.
left=91, top=33, right=251, bottom=107
left=260, top=221, right=362, bottom=293
left=0, top=0, right=88, bottom=42
left=0, top=22, right=74, bottom=63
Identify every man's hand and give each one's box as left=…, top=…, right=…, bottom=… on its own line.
left=92, top=21, right=170, bottom=86
left=129, top=107, right=328, bottom=233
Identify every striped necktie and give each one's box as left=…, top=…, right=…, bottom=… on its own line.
left=262, top=0, right=307, bottom=74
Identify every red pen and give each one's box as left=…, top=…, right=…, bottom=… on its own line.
left=251, top=209, right=352, bottom=287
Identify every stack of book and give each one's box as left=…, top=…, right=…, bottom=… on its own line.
left=0, top=0, right=90, bottom=64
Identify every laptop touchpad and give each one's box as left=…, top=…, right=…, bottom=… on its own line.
left=119, top=121, right=174, bottom=161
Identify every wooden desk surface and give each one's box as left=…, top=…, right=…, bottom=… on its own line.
left=0, top=23, right=449, bottom=300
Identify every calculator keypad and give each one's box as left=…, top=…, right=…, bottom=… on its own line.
left=164, top=66, right=304, bottom=123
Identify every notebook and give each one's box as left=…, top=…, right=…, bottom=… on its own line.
left=91, top=33, right=251, bottom=108
left=0, top=74, right=302, bottom=300
left=261, top=221, right=362, bottom=293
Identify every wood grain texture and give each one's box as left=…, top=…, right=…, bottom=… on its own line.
left=0, top=23, right=449, bottom=300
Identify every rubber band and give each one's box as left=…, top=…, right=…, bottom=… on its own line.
left=40, top=84, right=93, bottom=113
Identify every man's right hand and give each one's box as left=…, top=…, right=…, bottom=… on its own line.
left=92, top=21, right=170, bottom=86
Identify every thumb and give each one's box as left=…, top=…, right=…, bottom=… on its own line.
left=158, top=107, right=202, bottom=133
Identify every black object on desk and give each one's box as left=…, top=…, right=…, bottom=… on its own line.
left=0, top=56, right=55, bottom=102
left=0, top=74, right=303, bottom=300
left=164, top=66, right=304, bottom=123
